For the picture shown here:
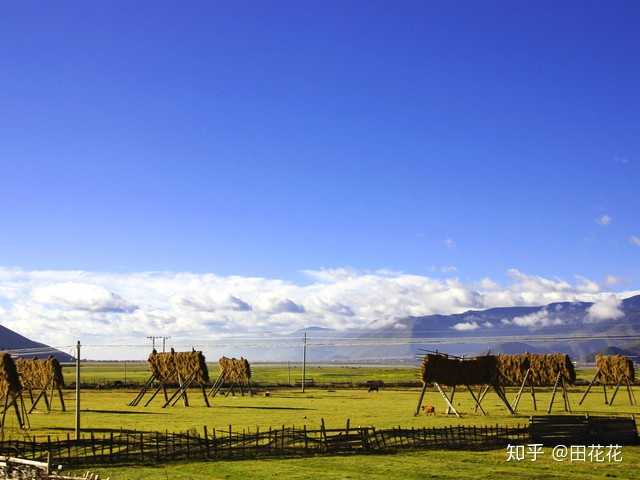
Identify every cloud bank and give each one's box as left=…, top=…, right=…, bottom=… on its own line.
left=0, top=267, right=635, bottom=350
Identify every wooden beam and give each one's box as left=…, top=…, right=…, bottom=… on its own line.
left=512, top=368, right=531, bottom=412
left=578, top=368, right=600, bottom=405
left=466, top=384, right=487, bottom=415
left=609, top=378, right=623, bottom=406
left=434, top=382, right=460, bottom=418
left=547, top=372, right=562, bottom=414
left=474, top=385, right=490, bottom=413
left=57, top=387, right=66, bottom=412
left=128, top=374, right=156, bottom=407
left=560, top=377, right=571, bottom=412
left=492, top=384, right=515, bottom=415
left=201, top=385, right=210, bottom=407
left=445, top=385, right=456, bottom=415
left=530, top=381, right=537, bottom=411
left=207, top=375, right=224, bottom=398
left=143, top=385, right=163, bottom=407
left=27, top=377, right=53, bottom=414
left=625, top=377, right=636, bottom=406
left=414, top=382, right=428, bottom=416
left=0, top=393, right=9, bottom=429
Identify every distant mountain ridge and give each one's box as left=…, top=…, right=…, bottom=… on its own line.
left=280, top=294, right=640, bottom=362
left=0, top=323, right=74, bottom=362
left=2, top=295, right=639, bottom=363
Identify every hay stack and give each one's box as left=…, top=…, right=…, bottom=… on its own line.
left=16, top=357, right=65, bottom=390
left=497, top=354, right=576, bottom=386
left=596, top=354, right=635, bottom=384
left=0, top=353, right=22, bottom=398
left=148, top=350, right=209, bottom=384
left=218, top=356, right=252, bottom=383
left=420, top=354, right=499, bottom=386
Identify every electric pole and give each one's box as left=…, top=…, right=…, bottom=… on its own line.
left=75, top=340, right=81, bottom=440
left=301, top=332, right=307, bottom=393
left=146, top=336, right=170, bottom=352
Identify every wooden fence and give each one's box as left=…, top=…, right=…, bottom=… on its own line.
left=0, top=422, right=528, bottom=467
left=1, top=416, right=635, bottom=468
left=530, top=415, right=638, bottom=445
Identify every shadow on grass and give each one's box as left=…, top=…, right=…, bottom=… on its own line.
left=218, top=405, right=316, bottom=411
left=82, top=409, right=168, bottom=415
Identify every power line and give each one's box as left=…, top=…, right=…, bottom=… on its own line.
left=5, top=332, right=640, bottom=353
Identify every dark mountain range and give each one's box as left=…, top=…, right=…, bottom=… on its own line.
left=3, top=295, right=639, bottom=363
left=0, top=323, right=74, bottom=362
left=283, top=295, right=640, bottom=362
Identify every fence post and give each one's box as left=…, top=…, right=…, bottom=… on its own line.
left=256, top=426, right=260, bottom=451
left=140, top=432, right=144, bottom=462
left=204, top=426, right=210, bottom=459
left=304, top=425, right=308, bottom=452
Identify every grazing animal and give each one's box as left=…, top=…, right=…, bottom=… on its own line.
left=421, top=404, right=436, bottom=415
left=366, top=380, right=384, bottom=392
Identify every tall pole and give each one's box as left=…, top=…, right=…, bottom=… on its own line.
left=147, top=336, right=157, bottom=350
left=301, top=332, right=307, bottom=393
left=75, top=340, right=81, bottom=440
left=162, top=336, right=170, bottom=353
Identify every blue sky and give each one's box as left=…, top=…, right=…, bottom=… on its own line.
left=1, top=1, right=639, bottom=288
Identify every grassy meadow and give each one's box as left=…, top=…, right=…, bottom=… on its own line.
left=5, top=363, right=639, bottom=479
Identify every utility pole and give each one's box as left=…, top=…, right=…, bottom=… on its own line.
left=75, top=340, right=81, bottom=440
left=301, top=332, right=307, bottom=393
left=147, top=335, right=170, bottom=352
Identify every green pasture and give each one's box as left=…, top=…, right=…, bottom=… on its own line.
left=93, top=447, right=640, bottom=480
left=65, top=362, right=600, bottom=387
left=63, top=362, right=421, bottom=386
left=4, top=364, right=638, bottom=479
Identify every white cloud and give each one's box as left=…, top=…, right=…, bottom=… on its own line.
left=596, top=214, right=612, bottom=226
left=452, top=321, right=480, bottom=331
left=444, top=238, right=456, bottom=249
left=630, top=236, right=640, bottom=247
left=586, top=295, right=624, bottom=323
left=32, top=282, right=137, bottom=313
left=510, top=309, right=565, bottom=329
left=0, top=267, right=636, bottom=356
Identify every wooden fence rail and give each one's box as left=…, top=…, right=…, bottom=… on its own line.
left=0, top=422, right=528, bottom=467
left=1, top=415, right=635, bottom=468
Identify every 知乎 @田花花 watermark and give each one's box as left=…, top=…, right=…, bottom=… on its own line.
left=506, top=444, right=623, bottom=463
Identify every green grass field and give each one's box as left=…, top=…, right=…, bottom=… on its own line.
left=6, top=364, right=639, bottom=479
left=65, top=362, right=421, bottom=386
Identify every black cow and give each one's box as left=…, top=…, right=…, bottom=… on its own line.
left=366, top=380, right=384, bottom=392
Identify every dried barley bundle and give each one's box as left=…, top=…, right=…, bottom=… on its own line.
left=497, top=353, right=576, bottom=386
left=420, top=354, right=499, bottom=386
left=596, top=354, right=635, bottom=384
left=218, top=356, right=251, bottom=383
left=148, top=350, right=209, bottom=384
left=16, top=357, right=65, bottom=390
left=0, top=353, right=22, bottom=398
